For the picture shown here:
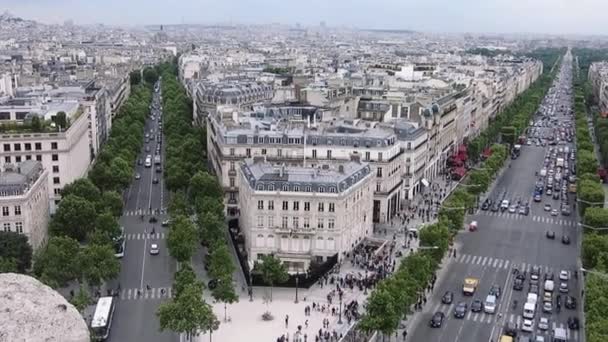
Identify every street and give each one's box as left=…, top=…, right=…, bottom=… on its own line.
left=107, top=82, right=178, bottom=342
left=409, top=52, right=584, bottom=342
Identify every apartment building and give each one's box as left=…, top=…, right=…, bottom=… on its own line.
left=194, top=81, right=273, bottom=124
left=238, top=159, right=373, bottom=271
left=0, top=105, right=91, bottom=212
left=0, top=161, right=50, bottom=249
left=588, top=62, right=608, bottom=114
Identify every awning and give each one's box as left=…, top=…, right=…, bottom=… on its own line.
left=482, top=148, right=492, bottom=158
left=458, top=144, right=467, bottom=154
left=421, top=178, right=430, bottom=187
left=452, top=167, right=467, bottom=178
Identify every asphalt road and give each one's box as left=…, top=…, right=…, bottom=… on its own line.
left=107, top=83, right=178, bottom=342
left=410, top=55, right=584, bottom=342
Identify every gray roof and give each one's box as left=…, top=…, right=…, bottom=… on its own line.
left=0, top=160, right=43, bottom=196
left=241, top=159, right=371, bottom=194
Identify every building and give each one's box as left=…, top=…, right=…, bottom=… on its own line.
left=0, top=160, right=49, bottom=249
left=588, top=61, right=608, bottom=114
left=194, top=81, right=273, bottom=124
left=238, top=159, right=373, bottom=271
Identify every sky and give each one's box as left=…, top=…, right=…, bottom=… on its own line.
left=3, top=0, right=608, bottom=35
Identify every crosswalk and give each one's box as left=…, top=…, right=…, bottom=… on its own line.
left=478, top=211, right=576, bottom=226
left=455, top=254, right=563, bottom=276
left=120, top=287, right=173, bottom=300
left=124, top=232, right=166, bottom=241
left=123, top=208, right=167, bottom=216
left=427, top=302, right=580, bottom=340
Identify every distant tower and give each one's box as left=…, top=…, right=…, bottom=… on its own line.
left=160, top=24, right=164, bottom=31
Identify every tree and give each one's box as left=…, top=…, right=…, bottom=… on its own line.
left=168, top=191, right=189, bottom=217
left=189, top=171, right=223, bottom=200
left=172, top=263, right=198, bottom=299
left=167, top=215, right=199, bottom=263
left=198, top=212, right=225, bottom=247
left=54, top=111, right=68, bottom=129
left=582, top=233, right=608, bottom=269
left=0, top=257, right=18, bottom=273
left=467, top=169, right=490, bottom=195
left=143, top=67, right=159, bottom=85
left=78, top=244, right=120, bottom=287
left=33, top=236, right=80, bottom=288
left=109, top=157, right=132, bottom=190
left=89, top=162, right=114, bottom=192
left=94, top=212, right=122, bottom=241
left=358, top=287, right=400, bottom=340
left=419, top=221, right=450, bottom=262
left=50, top=195, right=97, bottom=242
left=100, top=191, right=124, bottom=217
left=61, top=178, right=101, bottom=204
left=578, top=149, right=598, bottom=176
left=157, top=282, right=218, bottom=340
left=207, top=244, right=235, bottom=280
left=130, top=70, right=142, bottom=85
left=30, top=115, right=43, bottom=132
left=211, top=275, right=239, bottom=322
left=255, top=254, right=288, bottom=302
left=70, top=285, right=92, bottom=313
left=0, top=231, right=33, bottom=272
left=584, top=208, right=608, bottom=229
left=195, top=196, right=224, bottom=218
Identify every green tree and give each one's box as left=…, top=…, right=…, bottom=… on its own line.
left=89, top=162, right=114, bottom=192
left=167, top=215, right=199, bottom=263
left=109, top=157, right=132, bottom=190
left=78, top=243, right=120, bottom=287
left=467, top=169, right=490, bottom=195
left=578, top=149, right=599, bottom=176
left=419, top=221, right=450, bottom=261
left=70, top=285, right=92, bottom=313
left=582, top=233, right=608, bottom=269
left=198, top=212, right=225, bottom=247
left=207, top=244, right=236, bottom=280
left=94, top=212, right=122, bottom=241
left=584, top=208, right=608, bottom=229
left=168, top=191, right=189, bottom=217
left=54, top=111, right=68, bottom=129
left=61, top=178, right=101, bottom=204
left=189, top=171, right=223, bottom=200
left=255, top=254, right=288, bottom=302
left=33, top=236, right=80, bottom=287
left=358, top=287, right=400, bottom=340
left=195, top=196, right=224, bottom=217
left=157, top=282, right=218, bottom=340
left=130, top=70, right=142, bottom=85
left=50, top=195, right=97, bottom=241
left=211, top=275, right=239, bottom=322
left=100, top=191, right=124, bottom=217
left=166, top=163, right=191, bottom=191
left=0, top=231, right=33, bottom=272
left=30, top=115, right=43, bottom=132
left=172, top=263, right=199, bottom=299
left=143, top=67, right=159, bottom=85
left=0, top=257, right=18, bottom=273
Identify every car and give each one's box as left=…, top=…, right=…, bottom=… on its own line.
left=522, top=319, right=534, bottom=332
left=544, top=204, right=552, bottom=211
left=561, top=207, right=571, bottom=216
left=508, top=205, right=517, bottom=213
left=161, top=219, right=171, bottom=227
left=513, top=278, right=524, bottom=291
left=551, top=209, right=558, bottom=216
left=150, top=243, right=159, bottom=255
left=491, top=203, right=500, bottom=212
left=562, top=235, right=571, bottom=245
left=531, top=266, right=541, bottom=280
left=553, top=192, right=560, bottom=200
left=156, top=166, right=162, bottom=173
left=453, top=302, right=467, bottom=318
left=546, top=188, right=553, bottom=196
left=429, top=312, right=445, bottom=328
left=145, top=146, right=150, bottom=152
left=534, top=194, right=542, bottom=202
left=565, top=296, right=577, bottom=309
left=559, top=270, right=569, bottom=281
left=559, top=282, right=568, bottom=293
left=489, top=284, right=501, bottom=298
left=471, top=299, right=483, bottom=312
left=481, top=201, right=490, bottom=211
left=543, top=300, right=553, bottom=314
left=538, top=317, right=549, bottom=330
left=567, top=317, right=579, bottom=330
left=518, top=206, right=527, bottom=215
left=504, top=322, right=517, bottom=337
left=544, top=272, right=554, bottom=281
left=207, top=279, right=218, bottom=290
left=153, top=178, right=159, bottom=184
left=135, top=173, right=141, bottom=180
left=137, top=159, right=143, bottom=165
left=529, top=284, right=539, bottom=294
left=441, top=291, right=454, bottom=304
left=149, top=216, right=158, bottom=223
left=534, top=336, right=545, bottom=342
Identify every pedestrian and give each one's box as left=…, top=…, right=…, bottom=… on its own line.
left=402, top=330, right=407, bottom=341
left=305, top=320, right=309, bottom=329
left=285, top=314, right=289, bottom=328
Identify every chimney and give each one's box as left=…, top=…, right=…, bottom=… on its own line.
left=338, top=165, right=344, bottom=173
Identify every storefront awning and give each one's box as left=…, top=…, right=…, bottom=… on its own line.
left=421, top=178, right=430, bottom=187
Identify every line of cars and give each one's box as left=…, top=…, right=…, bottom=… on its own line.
left=481, top=190, right=530, bottom=216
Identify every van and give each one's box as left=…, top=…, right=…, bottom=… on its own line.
left=523, top=302, right=536, bottom=319
left=544, top=280, right=554, bottom=292
left=484, top=295, right=497, bottom=314
left=553, top=327, right=567, bottom=342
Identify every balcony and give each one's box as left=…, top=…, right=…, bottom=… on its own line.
left=228, top=169, right=237, bottom=176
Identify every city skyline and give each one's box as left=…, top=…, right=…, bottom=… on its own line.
left=4, top=0, right=608, bottom=35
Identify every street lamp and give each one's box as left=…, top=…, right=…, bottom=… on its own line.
left=577, top=223, right=608, bottom=231
left=364, top=270, right=368, bottom=295
left=294, top=270, right=299, bottom=304
left=338, top=291, right=344, bottom=324
left=418, top=246, right=440, bottom=250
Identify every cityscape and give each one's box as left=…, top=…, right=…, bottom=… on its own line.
left=3, top=2, right=608, bottom=342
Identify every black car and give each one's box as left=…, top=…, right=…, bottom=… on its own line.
left=149, top=216, right=158, bottom=223
left=491, top=203, right=500, bottom=212
left=544, top=272, right=554, bottom=281
left=156, top=166, right=162, bottom=173
left=513, top=278, right=524, bottom=291
left=565, top=296, right=577, bottom=310
left=567, top=317, right=579, bottom=330
left=153, top=178, right=159, bottom=184
left=441, top=291, right=454, bottom=304
left=453, top=302, right=467, bottom=318
left=471, top=299, right=483, bottom=312
left=504, top=322, right=517, bottom=337
left=546, top=231, right=555, bottom=239
left=562, top=235, right=571, bottom=245
left=429, top=312, right=445, bottom=328
left=207, top=279, right=218, bottom=290
left=137, top=159, right=143, bottom=165
left=489, top=284, right=501, bottom=298
left=481, top=201, right=490, bottom=211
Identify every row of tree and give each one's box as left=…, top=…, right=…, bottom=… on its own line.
left=572, top=54, right=608, bottom=342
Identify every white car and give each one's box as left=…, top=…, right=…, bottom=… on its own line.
left=559, top=282, right=568, bottom=293
left=538, top=317, right=549, bottom=330
left=135, top=173, right=141, bottom=180
left=543, top=301, right=552, bottom=313
left=150, top=243, right=159, bottom=255
left=535, top=337, right=545, bottom=342
left=522, top=319, right=534, bottom=332
left=559, top=270, right=569, bottom=281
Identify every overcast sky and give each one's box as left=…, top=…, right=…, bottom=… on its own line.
left=3, top=0, right=607, bottom=35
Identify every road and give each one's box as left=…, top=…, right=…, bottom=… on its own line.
left=410, top=52, right=584, bottom=342
left=107, top=81, right=178, bottom=342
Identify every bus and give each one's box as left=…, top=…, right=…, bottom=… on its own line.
left=90, top=296, right=116, bottom=340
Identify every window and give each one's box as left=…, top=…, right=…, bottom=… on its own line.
left=25, top=155, right=31, bottom=160
left=329, top=203, right=335, bottom=212
left=51, top=142, right=58, bottom=150
left=230, top=148, right=235, bottom=156
left=317, top=218, right=324, bottom=229
left=327, top=150, right=332, bottom=159
left=4, top=156, right=9, bottom=163
left=268, top=216, right=274, bottom=227
left=292, top=217, right=299, bottom=228
left=15, top=156, right=21, bottom=163
left=282, top=184, right=289, bottom=191
left=319, top=186, right=325, bottom=193
left=312, top=149, right=317, bottom=159
left=376, top=183, right=381, bottom=192
left=2, top=207, right=8, bottom=216
left=303, top=217, right=310, bottom=229
left=378, top=152, right=383, bottom=161
left=14, top=206, right=21, bottom=216
left=293, top=201, right=299, bottom=211
left=261, top=148, right=267, bottom=155
left=282, top=201, right=288, bottom=210
left=277, top=149, right=282, bottom=157
left=52, top=154, right=58, bottom=161
left=52, top=165, right=59, bottom=173
left=53, top=177, right=60, bottom=184
left=304, top=202, right=310, bottom=211
left=230, top=161, right=235, bottom=171
left=3, top=144, right=9, bottom=152
left=3, top=223, right=10, bottom=232
left=282, top=216, right=288, bottom=228
left=365, top=151, right=371, bottom=161
left=35, top=142, right=42, bottom=150
left=229, top=177, right=235, bottom=187
left=318, top=203, right=324, bottom=212
left=24, top=143, right=31, bottom=151
left=328, top=219, right=335, bottom=229
left=54, top=188, right=62, bottom=195
left=257, top=216, right=264, bottom=227
left=268, top=200, right=274, bottom=210
left=15, top=222, right=22, bottom=234
left=257, top=200, right=264, bottom=210
left=13, top=143, right=21, bottom=151
left=246, top=148, right=251, bottom=157
left=36, top=155, right=42, bottom=161
left=377, top=167, right=383, bottom=178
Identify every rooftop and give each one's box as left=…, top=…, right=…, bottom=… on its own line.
left=0, top=160, right=44, bottom=197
